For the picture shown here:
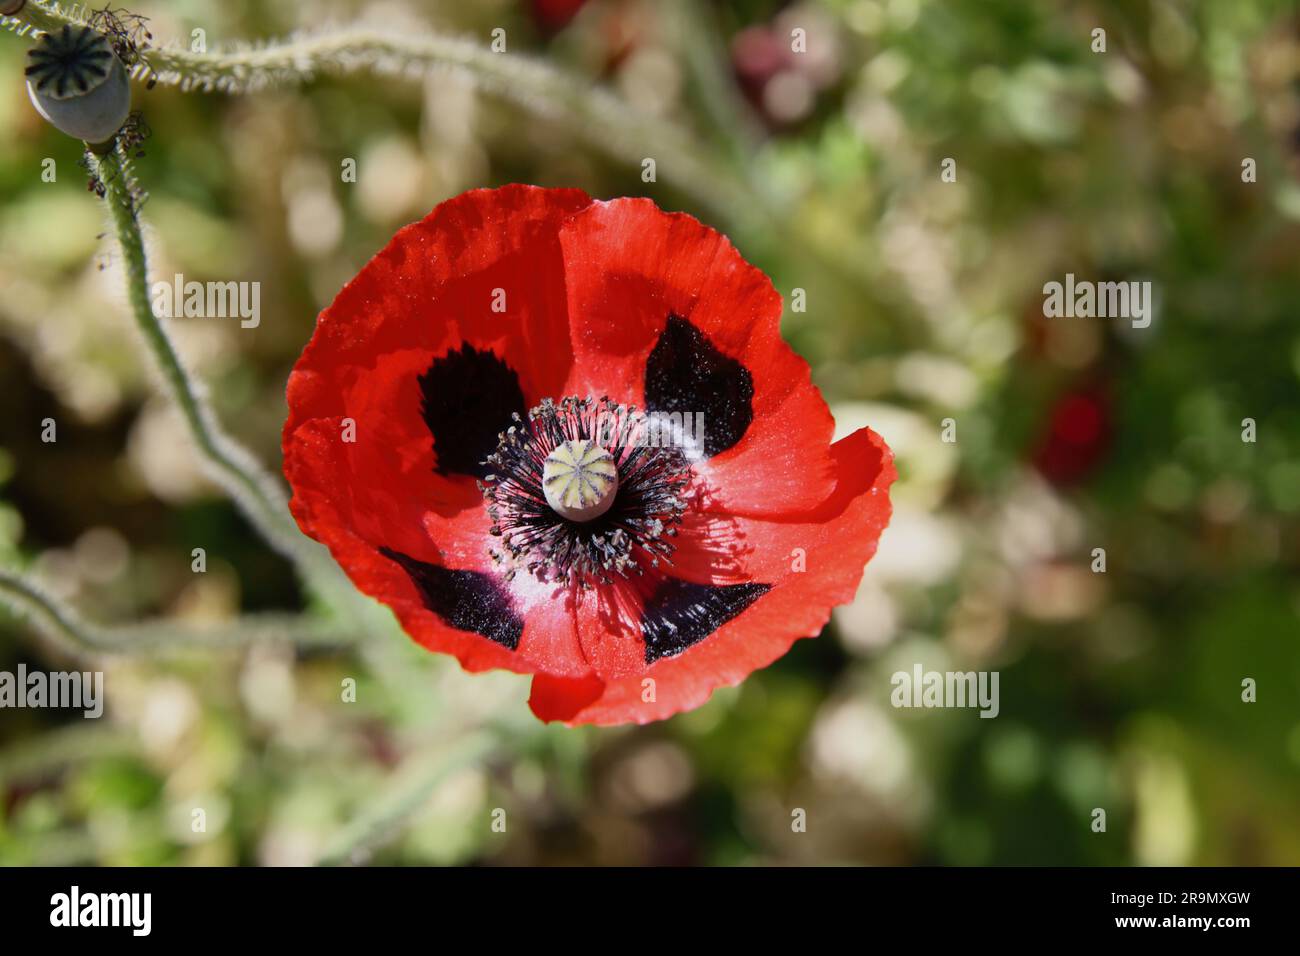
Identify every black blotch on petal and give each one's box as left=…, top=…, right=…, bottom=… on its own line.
left=641, top=578, right=771, bottom=663
left=644, top=314, right=754, bottom=458
left=379, top=547, right=522, bottom=650
left=419, top=343, right=526, bottom=478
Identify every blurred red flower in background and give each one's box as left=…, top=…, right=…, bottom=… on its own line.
left=1033, top=382, right=1112, bottom=485
left=531, top=0, right=588, bottom=32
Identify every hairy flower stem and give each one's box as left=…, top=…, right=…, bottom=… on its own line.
left=315, top=730, right=499, bottom=867
left=0, top=567, right=91, bottom=649
left=6, top=2, right=758, bottom=228
left=91, top=145, right=289, bottom=549
left=7, top=3, right=908, bottom=345
left=0, top=724, right=138, bottom=786
left=87, top=143, right=369, bottom=624
left=0, top=567, right=356, bottom=654
left=1, top=0, right=66, bottom=36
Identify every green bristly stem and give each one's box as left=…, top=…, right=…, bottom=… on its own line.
left=5, top=3, right=905, bottom=341
left=89, top=147, right=294, bottom=552
left=314, top=730, right=499, bottom=867
left=5, top=1, right=760, bottom=227
left=0, top=1, right=66, bottom=35
left=84, top=143, right=388, bottom=638
left=0, top=141, right=382, bottom=650
left=0, top=725, right=138, bottom=789
left=87, top=145, right=349, bottom=591
left=0, top=567, right=358, bottom=654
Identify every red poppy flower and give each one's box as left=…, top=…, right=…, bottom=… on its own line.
left=282, top=185, right=894, bottom=726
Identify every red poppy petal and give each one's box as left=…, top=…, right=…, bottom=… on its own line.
left=283, top=186, right=597, bottom=678
left=284, top=419, right=519, bottom=672
left=507, top=574, right=591, bottom=677
left=284, top=414, right=589, bottom=675
left=672, top=429, right=894, bottom=586
left=287, top=185, right=591, bottom=416
left=570, top=576, right=650, bottom=680
left=286, top=416, right=484, bottom=563
left=555, top=198, right=837, bottom=514
left=528, top=671, right=607, bottom=722
left=555, top=426, right=894, bottom=725
left=287, top=416, right=593, bottom=676
left=284, top=185, right=592, bottom=502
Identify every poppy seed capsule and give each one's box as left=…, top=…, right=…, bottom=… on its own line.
left=542, top=438, right=619, bottom=522
left=25, top=24, right=131, bottom=145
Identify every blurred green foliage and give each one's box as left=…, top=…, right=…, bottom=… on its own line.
left=1, top=0, right=1299, bottom=865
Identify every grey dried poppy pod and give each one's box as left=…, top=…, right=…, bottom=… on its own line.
left=25, top=23, right=131, bottom=145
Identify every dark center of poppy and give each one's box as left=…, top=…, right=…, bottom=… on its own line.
left=480, top=396, right=692, bottom=587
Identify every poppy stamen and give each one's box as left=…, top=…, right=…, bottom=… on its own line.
left=480, top=396, right=691, bottom=587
